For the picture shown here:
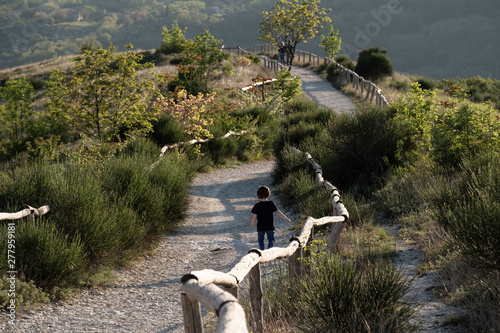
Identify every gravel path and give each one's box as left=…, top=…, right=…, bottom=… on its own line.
left=2, top=161, right=296, bottom=332
left=290, top=66, right=356, bottom=113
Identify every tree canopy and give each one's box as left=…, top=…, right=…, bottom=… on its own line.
left=259, top=0, right=331, bottom=66
left=45, top=43, right=158, bottom=143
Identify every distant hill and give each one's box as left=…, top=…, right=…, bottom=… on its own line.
left=0, top=0, right=498, bottom=80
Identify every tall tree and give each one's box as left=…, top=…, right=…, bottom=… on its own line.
left=259, top=0, right=331, bottom=67
left=46, top=42, right=158, bottom=143
left=319, top=24, right=342, bottom=59
left=177, top=29, right=229, bottom=94
left=0, top=77, right=35, bottom=156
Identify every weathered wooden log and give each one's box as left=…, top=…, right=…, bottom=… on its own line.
left=259, top=240, right=300, bottom=263
left=310, top=216, right=346, bottom=226
left=182, top=279, right=248, bottom=333
left=183, top=269, right=238, bottom=289
left=288, top=246, right=303, bottom=279
left=228, top=251, right=261, bottom=285
left=327, top=222, right=345, bottom=253
left=249, top=264, right=263, bottom=333
left=0, top=205, right=50, bottom=221
left=181, top=293, right=204, bottom=333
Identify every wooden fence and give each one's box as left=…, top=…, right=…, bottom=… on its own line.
left=0, top=205, right=50, bottom=221
left=225, top=44, right=389, bottom=108
left=180, top=147, right=349, bottom=332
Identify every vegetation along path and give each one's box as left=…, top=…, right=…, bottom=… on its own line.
left=2, top=67, right=461, bottom=332
left=2, top=161, right=294, bottom=332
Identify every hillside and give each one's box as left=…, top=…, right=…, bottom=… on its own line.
left=0, top=0, right=499, bottom=80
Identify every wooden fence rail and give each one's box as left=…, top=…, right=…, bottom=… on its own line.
left=224, top=44, right=389, bottom=108
left=180, top=147, right=349, bottom=332
left=0, top=205, right=50, bottom=221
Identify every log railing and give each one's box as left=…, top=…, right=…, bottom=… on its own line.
left=0, top=205, right=50, bottom=221
left=225, top=44, right=389, bottom=108
left=180, top=147, right=349, bottom=332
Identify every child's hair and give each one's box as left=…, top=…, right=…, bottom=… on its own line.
left=257, top=185, right=271, bottom=199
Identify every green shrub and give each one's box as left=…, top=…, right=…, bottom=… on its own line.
left=0, top=147, right=195, bottom=300
left=245, top=54, right=261, bottom=65
left=296, top=252, right=411, bottom=332
left=432, top=101, right=500, bottom=168
left=388, top=78, right=410, bottom=91
left=432, top=151, right=500, bottom=269
left=335, top=54, right=355, bottom=70
left=284, top=94, right=327, bottom=115
left=158, top=21, right=190, bottom=54
left=149, top=114, right=190, bottom=146
left=276, top=169, right=331, bottom=218
left=0, top=276, right=50, bottom=308
left=320, top=106, right=401, bottom=192
left=0, top=220, right=86, bottom=289
left=414, top=76, right=436, bottom=90
left=355, top=47, right=393, bottom=81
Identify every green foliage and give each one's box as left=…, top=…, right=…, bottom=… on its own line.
left=414, top=76, right=436, bottom=90
left=355, top=47, right=393, bottom=81
left=0, top=276, right=50, bottom=309
left=45, top=43, right=158, bottom=143
left=153, top=89, right=216, bottom=144
left=275, top=68, right=302, bottom=101
left=391, top=82, right=437, bottom=165
left=261, top=241, right=411, bottom=332
left=174, top=29, right=229, bottom=94
left=431, top=151, right=500, bottom=269
left=158, top=20, right=190, bottom=54
left=432, top=101, right=500, bottom=167
left=460, top=77, right=500, bottom=110
left=149, top=114, right=190, bottom=146
left=335, top=54, right=355, bottom=70
left=277, top=169, right=332, bottom=218
left=0, top=77, right=35, bottom=159
left=296, top=252, right=410, bottom=332
left=2, top=220, right=87, bottom=289
left=244, top=54, right=262, bottom=65
left=319, top=24, right=342, bottom=59
left=259, top=0, right=331, bottom=66
left=0, top=148, right=195, bottom=302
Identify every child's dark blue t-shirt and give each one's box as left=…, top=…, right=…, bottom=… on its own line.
left=251, top=200, right=278, bottom=232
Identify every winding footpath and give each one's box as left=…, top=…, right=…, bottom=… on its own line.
left=2, top=67, right=463, bottom=332
left=290, top=65, right=356, bottom=113
left=3, top=161, right=295, bottom=332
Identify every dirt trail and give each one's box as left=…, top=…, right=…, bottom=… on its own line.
left=3, top=160, right=296, bottom=332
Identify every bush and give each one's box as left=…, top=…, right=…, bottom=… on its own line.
left=355, top=47, right=393, bottom=81
left=245, top=54, right=261, bottom=65
left=432, top=151, right=500, bottom=269
left=0, top=220, right=87, bottom=289
left=414, top=76, right=436, bottom=90
left=149, top=114, right=190, bottom=147
left=0, top=146, right=195, bottom=302
left=0, top=276, right=50, bottom=308
left=276, top=169, right=331, bottom=218
left=157, top=21, right=190, bottom=54
left=320, top=106, right=402, bottom=192
left=335, top=54, right=355, bottom=70
left=432, top=101, right=500, bottom=168
left=296, top=252, right=411, bottom=332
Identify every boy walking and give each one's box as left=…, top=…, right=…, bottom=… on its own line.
left=250, top=186, right=291, bottom=250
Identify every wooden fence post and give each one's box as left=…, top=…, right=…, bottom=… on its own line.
left=181, top=293, right=204, bottom=333
left=288, top=242, right=302, bottom=279
left=249, top=264, right=263, bottom=333
left=327, top=222, right=345, bottom=253
left=223, top=286, right=238, bottom=299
